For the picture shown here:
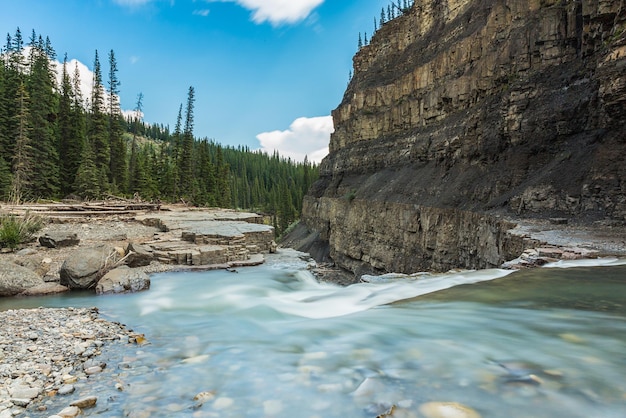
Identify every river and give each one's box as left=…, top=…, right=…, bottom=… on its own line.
left=2, top=250, right=626, bottom=417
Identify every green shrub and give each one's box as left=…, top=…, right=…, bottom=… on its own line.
left=0, top=212, right=43, bottom=249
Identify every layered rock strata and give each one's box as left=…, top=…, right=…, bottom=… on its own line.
left=299, top=0, right=626, bottom=275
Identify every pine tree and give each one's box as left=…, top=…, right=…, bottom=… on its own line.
left=107, top=49, right=127, bottom=192
left=364, top=32, right=369, bottom=45
left=358, top=32, right=363, bottom=49
left=374, top=17, right=378, bottom=32
left=380, top=8, right=386, bottom=25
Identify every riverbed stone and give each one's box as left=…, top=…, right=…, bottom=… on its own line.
left=95, top=265, right=150, bottom=295
left=419, top=401, right=482, bottom=418
left=57, top=385, right=75, bottom=396
left=70, top=396, right=97, bottom=408
left=125, top=242, right=154, bottom=267
left=38, top=232, right=80, bottom=249
left=56, top=405, right=81, bottom=417
left=59, top=245, right=116, bottom=289
left=0, top=260, right=45, bottom=296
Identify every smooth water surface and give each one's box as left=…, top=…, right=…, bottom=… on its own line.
left=3, top=251, right=626, bottom=417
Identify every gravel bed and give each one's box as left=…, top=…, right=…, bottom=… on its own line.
left=0, top=307, right=138, bottom=417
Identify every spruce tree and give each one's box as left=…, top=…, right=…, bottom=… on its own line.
left=107, top=49, right=127, bottom=192
left=380, top=8, right=386, bottom=25
left=74, top=139, right=100, bottom=199
left=26, top=35, right=60, bottom=198
left=58, top=54, right=78, bottom=196
left=178, top=86, right=195, bottom=200
left=88, top=50, right=110, bottom=192
left=214, top=145, right=230, bottom=208
left=11, top=81, right=34, bottom=203
left=0, top=154, right=11, bottom=200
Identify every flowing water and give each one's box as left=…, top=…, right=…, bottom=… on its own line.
left=3, top=250, right=626, bottom=417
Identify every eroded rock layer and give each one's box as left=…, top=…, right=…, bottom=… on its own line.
left=300, top=0, right=626, bottom=275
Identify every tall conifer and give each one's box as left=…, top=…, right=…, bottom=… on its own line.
left=108, top=49, right=127, bottom=192
left=26, top=35, right=59, bottom=198
left=89, top=50, right=109, bottom=192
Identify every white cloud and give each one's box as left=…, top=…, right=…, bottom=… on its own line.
left=256, top=116, right=332, bottom=163
left=208, top=0, right=324, bottom=25
left=193, top=9, right=211, bottom=17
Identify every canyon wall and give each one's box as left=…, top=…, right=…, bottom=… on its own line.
left=297, top=0, right=626, bottom=276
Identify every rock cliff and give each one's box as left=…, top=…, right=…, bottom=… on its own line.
left=296, top=0, right=626, bottom=276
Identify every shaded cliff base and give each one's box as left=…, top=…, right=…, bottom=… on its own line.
left=283, top=214, right=626, bottom=281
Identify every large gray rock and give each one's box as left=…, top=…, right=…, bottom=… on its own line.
left=95, top=266, right=150, bottom=295
left=20, top=282, right=69, bottom=296
left=125, top=242, right=154, bottom=267
left=0, top=260, right=45, bottom=296
left=59, top=245, right=116, bottom=290
left=39, top=232, right=80, bottom=248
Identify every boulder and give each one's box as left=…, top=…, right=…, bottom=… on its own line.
left=20, top=282, right=69, bottom=296
left=95, top=266, right=150, bottom=295
left=39, top=232, right=80, bottom=248
left=0, top=260, right=45, bottom=296
left=125, top=242, right=154, bottom=267
left=59, top=245, right=116, bottom=290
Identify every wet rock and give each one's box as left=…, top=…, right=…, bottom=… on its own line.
left=57, top=384, right=75, bottom=396
left=19, top=283, right=69, bottom=296
left=70, top=396, right=97, bottom=408
left=39, top=232, right=80, bottom=248
left=419, top=402, right=482, bottom=418
left=193, top=391, right=215, bottom=404
left=56, top=405, right=81, bottom=417
left=95, top=266, right=150, bottom=295
left=84, top=366, right=103, bottom=375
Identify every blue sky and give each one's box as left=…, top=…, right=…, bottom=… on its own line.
left=1, top=0, right=391, bottom=162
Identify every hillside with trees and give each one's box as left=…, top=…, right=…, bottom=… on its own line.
left=0, top=28, right=318, bottom=235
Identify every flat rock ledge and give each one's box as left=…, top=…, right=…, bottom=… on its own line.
left=0, top=307, right=137, bottom=417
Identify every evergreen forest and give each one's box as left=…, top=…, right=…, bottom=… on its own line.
left=0, top=28, right=318, bottom=235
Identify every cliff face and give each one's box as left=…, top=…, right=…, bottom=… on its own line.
left=299, top=0, right=626, bottom=276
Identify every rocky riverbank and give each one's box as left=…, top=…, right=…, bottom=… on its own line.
left=0, top=204, right=276, bottom=297
left=0, top=307, right=139, bottom=418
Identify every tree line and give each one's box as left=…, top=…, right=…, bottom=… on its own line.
left=0, top=28, right=318, bottom=235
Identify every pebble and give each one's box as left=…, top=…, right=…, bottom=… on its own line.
left=57, top=385, right=75, bottom=395
left=84, top=366, right=103, bottom=375
left=70, top=396, right=98, bottom=408
left=57, top=405, right=81, bottom=417
left=419, top=402, right=482, bottom=418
